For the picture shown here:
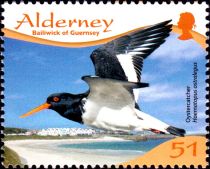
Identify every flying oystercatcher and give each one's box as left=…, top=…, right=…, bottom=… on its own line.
left=20, top=20, right=186, bottom=136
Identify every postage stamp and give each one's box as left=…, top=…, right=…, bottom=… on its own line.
left=1, top=0, right=209, bottom=168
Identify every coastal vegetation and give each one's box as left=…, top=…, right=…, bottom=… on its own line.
left=3, top=146, right=23, bottom=167
left=4, top=127, right=28, bottom=134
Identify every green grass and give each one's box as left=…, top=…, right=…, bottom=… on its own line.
left=4, top=127, right=28, bottom=134
left=3, top=146, right=23, bottom=167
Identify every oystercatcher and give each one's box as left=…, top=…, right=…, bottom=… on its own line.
left=20, top=20, right=186, bottom=136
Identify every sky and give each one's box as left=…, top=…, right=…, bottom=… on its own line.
left=4, top=33, right=207, bottom=134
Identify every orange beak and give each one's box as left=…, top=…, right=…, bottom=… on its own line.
left=20, top=103, right=51, bottom=118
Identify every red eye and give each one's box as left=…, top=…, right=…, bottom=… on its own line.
left=53, top=97, right=60, bottom=102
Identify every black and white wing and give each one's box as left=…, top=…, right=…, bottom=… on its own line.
left=90, top=20, right=172, bottom=83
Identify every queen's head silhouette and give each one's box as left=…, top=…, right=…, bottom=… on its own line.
left=177, top=12, right=195, bottom=40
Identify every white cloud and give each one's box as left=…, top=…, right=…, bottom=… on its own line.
left=9, top=51, right=48, bottom=66
left=141, top=73, right=156, bottom=82
left=134, top=83, right=185, bottom=102
left=198, top=112, right=208, bottom=119
left=187, top=126, right=207, bottom=135
left=73, top=79, right=84, bottom=84
left=150, top=33, right=206, bottom=62
left=6, top=94, right=25, bottom=100
left=197, top=98, right=207, bottom=107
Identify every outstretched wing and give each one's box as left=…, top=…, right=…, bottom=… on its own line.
left=90, top=20, right=172, bottom=83
left=82, top=76, right=140, bottom=109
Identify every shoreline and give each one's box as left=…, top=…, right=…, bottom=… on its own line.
left=5, top=136, right=143, bottom=167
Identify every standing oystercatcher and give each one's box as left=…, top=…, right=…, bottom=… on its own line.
left=20, top=20, right=186, bottom=136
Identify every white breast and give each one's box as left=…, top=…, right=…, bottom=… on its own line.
left=82, top=103, right=140, bottom=132
left=82, top=100, right=100, bottom=124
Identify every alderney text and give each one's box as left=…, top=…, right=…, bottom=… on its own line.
left=15, top=12, right=113, bottom=33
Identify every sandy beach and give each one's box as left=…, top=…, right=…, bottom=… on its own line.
left=5, top=137, right=143, bottom=167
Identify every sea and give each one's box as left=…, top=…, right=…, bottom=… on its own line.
left=58, top=138, right=171, bottom=156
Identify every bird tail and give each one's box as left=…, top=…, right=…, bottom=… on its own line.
left=135, top=109, right=186, bottom=137
left=166, top=126, right=186, bottom=137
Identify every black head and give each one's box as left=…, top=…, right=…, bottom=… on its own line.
left=47, top=93, right=74, bottom=109
left=46, top=93, right=81, bottom=114
left=20, top=92, right=86, bottom=123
